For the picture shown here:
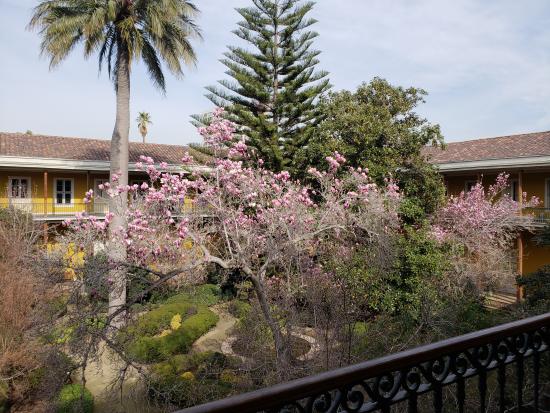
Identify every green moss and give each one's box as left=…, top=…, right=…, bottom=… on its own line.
left=56, top=384, right=93, bottom=413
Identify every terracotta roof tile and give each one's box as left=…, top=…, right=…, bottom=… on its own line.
left=423, top=131, right=550, bottom=164
left=0, top=132, right=208, bottom=165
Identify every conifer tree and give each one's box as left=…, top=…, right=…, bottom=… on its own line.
left=202, top=0, right=330, bottom=172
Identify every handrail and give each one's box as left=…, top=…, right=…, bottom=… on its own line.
left=178, top=313, right=550, bottom=413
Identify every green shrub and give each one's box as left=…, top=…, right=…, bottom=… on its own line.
left=228, top=300, right=251, bottom=319
left=56, top=384, right=93, bottom=413
left=149, top=352, right=234, bottom=408
left=518, top=265, right=550, bottom=310
left=165, top=284, right=221, bottom=307
left=128, top=306, right=219, bottom=363
left=124, top=285, right=221, bottom=363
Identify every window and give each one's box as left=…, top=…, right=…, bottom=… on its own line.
left=464, top=180, right=477, bottom=192
left=9, top=177, right=30, bottom=199
left=55, top=179, right=73, bottom=205
left=94, top=179, right=109, bottom=200
left=506, top=179, right=519, bottom=202
left=130, top=179, right=149, bottom=198
left=546, top=178, right=550, bottom=208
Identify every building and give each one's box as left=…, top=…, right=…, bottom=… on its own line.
left=0, top=132, right=209, bottom=229
left=2, top=130, right=549, bottom=283
left=424, top=130, right=550, bottom=300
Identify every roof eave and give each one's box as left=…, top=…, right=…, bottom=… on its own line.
left=435, top=155, right=550, bottom=172
left=0, top=155, right=211, bottom=174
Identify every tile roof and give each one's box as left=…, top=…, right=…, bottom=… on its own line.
left=423, top=131, right=550, bottom=164
left=0, top=132, right=209, bottom=165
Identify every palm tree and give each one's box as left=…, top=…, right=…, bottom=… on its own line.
left=136, top=112, right=152, bottom=143
left=30, top=0, right=200, bottom=327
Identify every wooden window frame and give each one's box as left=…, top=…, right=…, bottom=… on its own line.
left=8, top=176, right=32, bottom=200
left=54, top=177, right=75, bottom=206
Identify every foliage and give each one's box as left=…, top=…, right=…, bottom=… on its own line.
left=125, top=287, right=220, bottom=362
left=56, top=384, right=93, bottom=413
left=137, top=111, right=152, bottom=142
left=517, top=265, right=550, bottom=311
left=29, top=0, right=200, bottom=93
left=198, top=0, right=330, bottom=173
left=301, top=78, right=445, bottom=219
left=228, top=300, right=251, bottom=320
left=534, top=224, right=550, bottom=246
left=0, top=208, right=68, bottom=410
left=432, top=173, right=539, bottom=292
left=149, top=352, right=236, bottom=408
left=63, top=108, right=402, bottom=375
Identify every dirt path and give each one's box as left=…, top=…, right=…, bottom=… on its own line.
left=76, top=342, right=155, bottom=413
left=192, top=303, right=237, bottom=353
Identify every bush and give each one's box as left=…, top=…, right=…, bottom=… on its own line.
left=149, top=352, right=236, bottom=408
left=228, top=300, right=251, bottom=319
left=127, top=301, right=219, bottom=363
left=56, top=384, right=93, bottom=413
left=518, top=265, right=550, bottom=311
left=0, top=381, right=7, bottom=413
left=165, top=284, right=222, bottom=307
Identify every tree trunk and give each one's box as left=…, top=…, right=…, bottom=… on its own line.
left=249, top=274, right=291, bottom=374
left=107, top=45, right=130, bottom=329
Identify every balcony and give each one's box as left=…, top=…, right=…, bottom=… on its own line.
left=180, top=313, right=550, bottom=413
left=0, top=199, right=198, bottom=221
left=0, top=199, right=108, bottom=221
left=524, top=208, right=550, bottom=226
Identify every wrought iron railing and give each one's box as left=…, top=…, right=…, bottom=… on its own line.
left=179, top=313, right=550, bottom=413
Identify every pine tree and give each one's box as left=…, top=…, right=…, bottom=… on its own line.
left=202, top=0, right=330, bottom=172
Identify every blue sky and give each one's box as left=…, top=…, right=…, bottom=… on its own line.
left=2, top=0, right=550, bottom=145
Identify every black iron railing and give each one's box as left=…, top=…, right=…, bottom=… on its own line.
left=179, top=313, right=550, bottom=413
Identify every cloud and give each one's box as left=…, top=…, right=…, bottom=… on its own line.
left=1, top=0, right=550, bottom=143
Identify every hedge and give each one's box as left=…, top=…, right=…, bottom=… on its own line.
left=125, top=287, right=221, bottom=363
left=56, top=384, right=93, bottom=413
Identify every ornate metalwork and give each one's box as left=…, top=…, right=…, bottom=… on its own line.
left=179, top=313, right=550, bottom=413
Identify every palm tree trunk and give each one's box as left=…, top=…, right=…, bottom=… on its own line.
left=108, top=46, right=130, bottom=329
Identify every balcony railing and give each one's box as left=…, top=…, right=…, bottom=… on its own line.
left=0, top=199, right=108, bottom=219
left=524, top=208, right=550, bottom=225
left=0, top=199, right=197, bottom=220
left=180, top=313, right=550, bottom=413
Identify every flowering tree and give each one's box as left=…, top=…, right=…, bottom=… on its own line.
left=432, top=174, right=539, bottom=291
left=63, top=109, right=402, bottom=370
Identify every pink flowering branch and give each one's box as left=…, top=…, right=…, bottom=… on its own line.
left=62, top=109, right=402, bottom=371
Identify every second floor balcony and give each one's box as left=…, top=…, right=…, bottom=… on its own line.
left=0, top=199, right=108, bottom=221
left=0, top=198, right=197, bottom=221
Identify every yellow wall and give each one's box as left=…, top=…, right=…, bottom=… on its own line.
left=444, top=171, right=549, bottom=207
left=443, top=170, right=550, bottom=275
left=0, top=170, right=109, bottom=214
left=524, top=233, right=550, bottom=275
left=0, top=170, right=193, bottom=213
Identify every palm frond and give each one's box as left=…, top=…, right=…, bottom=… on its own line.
left=30, top=0, right=200, bottom=92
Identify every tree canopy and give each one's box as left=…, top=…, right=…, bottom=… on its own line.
left=29, top=0, right=201, bottom=93
left=301, top=77, right=446, bottom=219
left=199, top=0, right=330, bottom=173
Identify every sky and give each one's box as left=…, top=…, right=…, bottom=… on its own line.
left=2, top=0, right=550, bottom=146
